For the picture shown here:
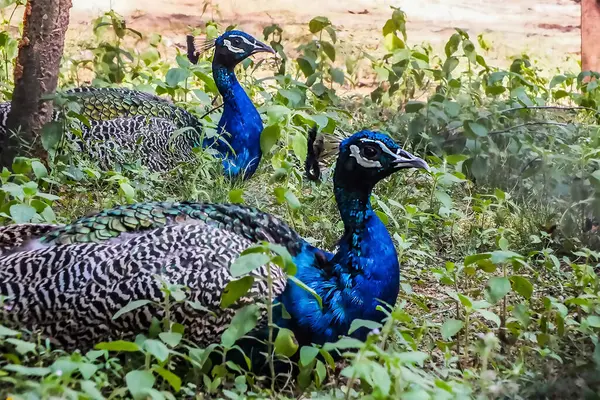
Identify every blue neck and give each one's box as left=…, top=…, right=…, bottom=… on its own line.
left=277, top=182, right=400, bottom=346
left=208, top=63, right=263, bottom=180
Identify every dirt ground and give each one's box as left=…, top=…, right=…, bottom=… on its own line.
left=68, top=0, right=581, bottom=69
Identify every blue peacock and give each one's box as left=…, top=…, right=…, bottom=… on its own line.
left=0, top=128, right=428, bottom=357
left=0, top=30, right=274, bottom=179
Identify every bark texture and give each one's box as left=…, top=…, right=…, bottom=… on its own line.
left=582, top=0, right=600, bottom=73
left=0, top=0, right=72, bottom=168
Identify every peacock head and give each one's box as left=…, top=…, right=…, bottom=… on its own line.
left=188, top=30, right=275, bottom=68
left=209, top=30, right=275, bottom=69
left=334, top=130, right=429, bottom=191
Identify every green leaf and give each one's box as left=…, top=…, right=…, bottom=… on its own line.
left=442, top=56, right=459, bottom=76
left=330, top=68, right=344, bottom=85
left=153, top=367, right=181, bottom=392
left=348, top=319, right=382, bottom=335
left=384, top=33, right=404, bottom=51
left=6, top=338, right=36, bottom=354
left=230, top=253, right=270, bottom=278
left=476, top=310, right=501, bottom=327
left=112, top=300, right=152, bottom=320
left=80, top=380, right=104, bottom=400
left=119, top=182, right=135, bottom=201
left=31, top=160, right=48, bottom=179
left=126, top=370, right=155, bottom=400
left=220, top=276, right=255, bottom=308
left=405, top=101, right=425, bottom=113
left=274, top=328, right=299, bottom=357
left=322, top=337, right=365, bottom=351
left=464, top=253, right=491, bottom=266
left=95, top=340, right=141, bottom=352
left=292, top=133, right=308, bottom=164
left=485, top=277, right=511, bottom=304
left=4, top=365, right=51, bottom=376
left=165, top=68, right=190, bottom=87
left=159, top=332, right=182, bottom=347
left=0, top=325, right=19, bottom=337
left=259, top=124, right=281, bottom=154
left=284, top=190, right=301, bottom=210
left=299, top=346, right=319, bottom=366
left=309, top=16, right=331, bottom=33
left=586, top=316, right=600, bottom=328
left=444, top=33, right=461, bottom=57
left=510, top=276, right=534, bottom=300
left=440, top=319, right=464, bottom=340
left=321, top=41, right=336, bottom=62
left=228, top=188, right=244, bottom=204
left=144, top=339, right=170, bottom=362
left=466, top=121, right=488, bottom=137
left=9, top=204, right=37, bottom=223
left=221, top=304, right=260, bottom=348
left=41, top=121, right=63, bottom=151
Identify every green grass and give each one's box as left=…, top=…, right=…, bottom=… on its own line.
left=0, top=5, right=600, bottom=400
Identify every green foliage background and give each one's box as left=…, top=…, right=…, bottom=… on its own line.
left=0, top=2, right=599, bottom=399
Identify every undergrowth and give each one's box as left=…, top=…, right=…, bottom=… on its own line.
left=0, top=3, right=599, bottom=399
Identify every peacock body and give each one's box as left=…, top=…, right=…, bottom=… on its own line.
left=0, top=130, right=429, bottom=355
left=0, top=31, right=274, bottom=178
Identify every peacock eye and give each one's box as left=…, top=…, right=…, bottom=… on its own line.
left=361, top=144, right=380, bottom=159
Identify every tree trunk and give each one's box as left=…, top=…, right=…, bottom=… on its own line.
left=0, top=0, right=72, bottom=169
left=582, top=0, right=600, bottom=72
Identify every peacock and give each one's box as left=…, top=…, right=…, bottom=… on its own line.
left=0, top=128, right=429, bottom=359
left=0, top=30, right=274, bottom=178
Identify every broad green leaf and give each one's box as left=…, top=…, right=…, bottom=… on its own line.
left=7, top=338, right=36, bottom=354
left=476, top=310, right=501, bottom=327
left=228, top=188, right=244, bottom=204
left=144, top=339, right=170, bottom=362
left=586, top=316, right=600, bottom=328
left=330, top=67, right=344, bottom=84
left=284, top=190, right=301, bottom=210
left=0, top=325, right=19, bottom=337
left=309, top=16, right=331, bottom=33
left=31, top=160, right=48, bottom=179
left=80, top=380, right=104, bottom=400
left=274, top=328, right=299, bottom=357
left=322, top=337, right=365, bottom=351
left=153, top=367, right=181, bottom=392
left=165, top=68, right=190, bottom=87
left=348, top=319, right=382, bottom=335
left=510, top=276, right=534, bottom=299
left=292, top=133, right=308, bottom=164
left=113, top=300, right=152, bottom=320
left=466, top=121, right=488, bottom=137
left=441, top=319, right=463, bottom=340
left=41, top=121, right=63, bottom=151
left=405, top=101, right=425, bottom=113
left=230, top=253, right=270, bottom=278
left=259, top=124, right=281, bottom=154
left=299, top=346, right=319, bottom=366
left=220, top=276, right=255, bottom=308
left=221, top=304, right=260, bottom=348
left=445, top=33, right=461, bottom=57
left=485, top=277, right=511, bottom=304
left=322, top=41, right=336, bottom=62
left=126, top=370, right=155, bottom=400
left=442, top=56, right=459, bottom=76
left=95, top=340, right=141, bottom=352
left=464, top=253, right=491, bottom=266
left=9, top=204, right=37, bottom=223
left=159, top=332, right=182, bottom=347
left=4, top=365, right=51, bottom=376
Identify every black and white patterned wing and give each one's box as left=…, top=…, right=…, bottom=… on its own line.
left=0, top=221, right=287, bottom=349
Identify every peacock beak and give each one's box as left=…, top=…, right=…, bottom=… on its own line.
left=251, top=40, right=276, bottom=56
left=393, top=149, right=430, bottom=172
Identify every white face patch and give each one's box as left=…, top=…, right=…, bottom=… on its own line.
left=229, top=34, right=261, bottom=50
left=223, top=39, right=244, bottom=54
left=349, top=144, right=382, bottom=168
